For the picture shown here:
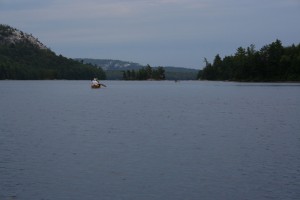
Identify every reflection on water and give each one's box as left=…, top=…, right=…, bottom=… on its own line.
left=0, top=81, right=300, bottom=200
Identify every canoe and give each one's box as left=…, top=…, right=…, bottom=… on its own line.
left=91, top=84, right=101, bottom=88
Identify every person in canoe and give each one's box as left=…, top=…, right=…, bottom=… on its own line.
left=91, top=78, right=106, bottom=88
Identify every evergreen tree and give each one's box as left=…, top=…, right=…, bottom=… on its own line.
left=0, top=24, right=106, bottom=80
left=199, top=40, right=300, bottom=82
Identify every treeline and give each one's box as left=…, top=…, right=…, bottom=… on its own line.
left=0, top=42, right=106, bottom=80
left=0, top=25, right=106, bottom=80
left=122, top=65, right=165, bottom=80
left=198, top=40, right=300, bottom=81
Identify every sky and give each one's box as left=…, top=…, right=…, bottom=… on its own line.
left=1, top=0, right=300, bottom=69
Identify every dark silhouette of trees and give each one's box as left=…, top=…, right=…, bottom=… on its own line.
left=122, top=65, right=165, bottom=80
left=198, top=40, right=300, bottom=81
left=0, top=24, right=106, bottom=80
left=0, top=40, right=106, bottom=80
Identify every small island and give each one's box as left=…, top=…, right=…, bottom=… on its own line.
left=122, top=64, right=166, bottom=80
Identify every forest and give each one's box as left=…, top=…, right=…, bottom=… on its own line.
left=122, top=65, right=165, bottom=80
left=0, top=24, right=106, bottom=80
left=198, top=40, right=300, bottom=81
left=0, top=43, right=106, bottom=80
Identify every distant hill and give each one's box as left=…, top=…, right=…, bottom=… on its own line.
left=163, top=66, right=199, bottom=80
left=77, top=58, right=199, bottom=80
left=0, top=24, right=105, bottom=80
left=75, top=58, right=144, bottom=71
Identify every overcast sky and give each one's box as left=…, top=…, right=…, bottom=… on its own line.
left=1, top=0, right=299, bottom=69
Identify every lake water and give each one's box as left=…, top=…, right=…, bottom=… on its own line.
left=0, top=80, right=299, bottom=200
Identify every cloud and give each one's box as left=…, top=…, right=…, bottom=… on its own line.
left=2, top=0, right=208, bottom=43
left=2, top=0, right=210, bottom=23
left=1, top=1, right=143, bottom=26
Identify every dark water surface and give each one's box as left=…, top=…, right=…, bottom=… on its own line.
left=1, top=81, right=300, bottom=200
